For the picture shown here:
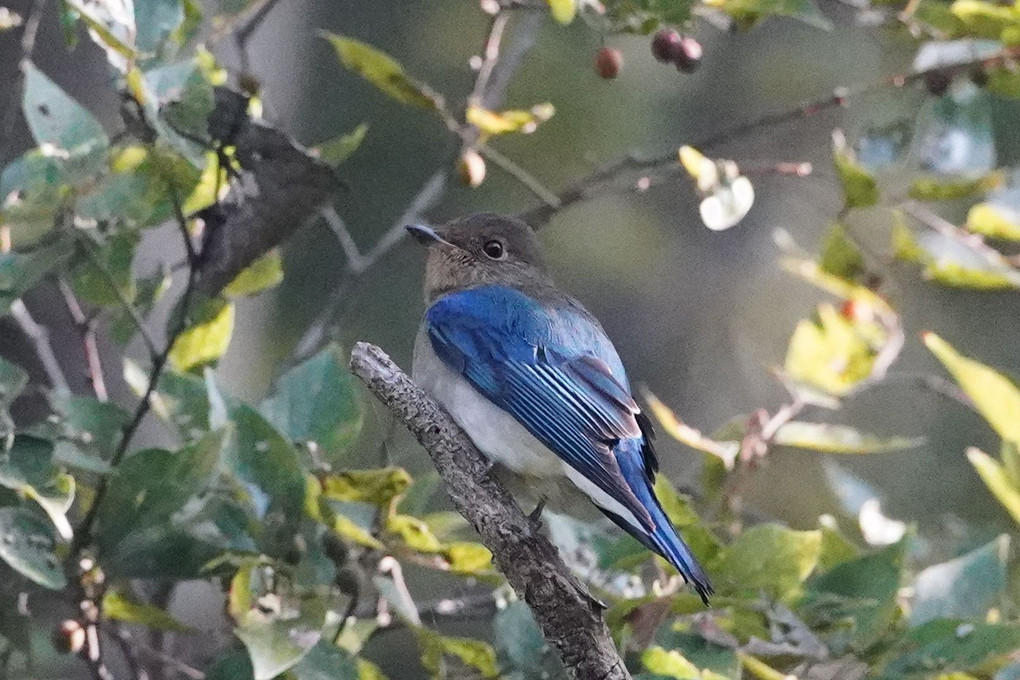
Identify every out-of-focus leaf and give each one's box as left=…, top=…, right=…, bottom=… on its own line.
left=924, top=333, right=1020, bottom=445
left=819, top=223, right=865, bottom=282
left=818, top=515, right=858, bottom=571
left=103, top=589, right=196, bottom=633
left=547, top=0, right=577, bottom=23
left=134, top=0, right=183, bottom=54
left=323, top=33, right=440, bottom=109
left=224, top=250, right=283, bottom=298
left=910, top=86, right=996, bottom=177
left=878, top=620, right=1020, bottom=679
left=22, top=62, right=109, bottom=152
left=289, top=641, right=363, bottom=680
left=653, top=631, right=740, bottom=680
left=0, top=356, right=28, bottom=406
left=443, top=541, right=493, bottom=575
left=260, top=344, right=363, bottom=458
left=230, top=563, right=327, bottom=680
left=832, top=130, right=879, bottom=209
left=137, top=60, right=215, bottom=164
left=968, top=202, right=1020, bottom=241
left=387, top=514, right=442, bottom=553
left=773, top=421, right=923, bottom=454
left=643, top=390, right=739, bottom=468
left=949, top=0, right=1020, bottom=39
left=466, top=103, right=555, bottom=136
left=967, top=448, right=1020, bottom=526
left=0, top=506, right=65, bottom=589
left=48, top=394, right=130, bottom=471
left=205, top=650, right=255, bottom=680
left=802, top=537, right=906, bottom=650
left=314, top=123, right=368, bottom=167
left=419, top=628, right=499, bottom=678
left=737, top=654, right=787, bottom=680
left=94, top=430, right=225, bottom=553
left=62, top=0, right=137, bottom=68
left=111, top=267, right=171, bottom=343
left=319, top=468, right=411, bottom=507
left=305, top=476, right=384, bottom=550
left=124, top=361, right=209, bottom=438
left=892, top=220, right=927, bottom=262
left=781, top=256, right=891, bottom=313
left=0, top=436, right=74, bottom=540
left=642, top=647, right=731, bottom=680
left=907, top=172, right=1001, bottom=201
left=910, top=535, right=1009, bottom=626
left=715, top=524, right=821, bottom=600
left=71, top=232, right=139, bottom=307
left=495, top=600, right=564, bottom=679
left=702, top=0, right=831, bottom=28
left=897, top=223, right=1020, bottom=288
left=783, top=303, right=883, bottom=396
left=0, top=238, right=74, bottom=312
left=168, top=297, right=235, bottom=372
left=653, top=476, right=724, bottom=569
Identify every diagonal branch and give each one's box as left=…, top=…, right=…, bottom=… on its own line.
left=349, top=342, right=631, bottom=680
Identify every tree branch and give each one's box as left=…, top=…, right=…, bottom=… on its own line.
left=349, top=343, right=631, bottom=680
left=10, top=298, right=70, bottom=396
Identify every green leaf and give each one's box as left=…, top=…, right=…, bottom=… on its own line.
left=260, top=344, right=363, bottom=459
left=134, top=0, right=183, bottom=54
left=967, top=448, right=1020, bottom=526
left=546, top=0, right=577, bottom=23
left=831, top=131, right=879, bottom=209
left=949, top=0, right=1020, bottom=39
left=314, top=123, right=369, bottom=167
left=168, top=297, right=235, bottom=372
left=802, top=537, right=906, bottom=650
left=442, top=541, right=493, bottom=575
left=0, top=355, right=28, bottom=406
left=0, top=506, right=65, bottom=589
left=642, top=647, right=729, bottom=680
left=206, top=650, right=255, bottom=680
left=968, top=202, right=1020, bottom=241
left=924, top=333, right=1020, bottom=445
left=137, top=60, right=215, bottom=164
left=910, top=535, right=1009, bottom=626
left=111, top=267, right=171, bottom=343
left=772, top=422, right=923, bottom=454
left=124, top=361, right=209, bottom=438
left=103, top=589, right=196, bottom=633
left=93, top=430, right=225, bottom=553
left=653, top=476, right=724, bottom=568
left=418, top=628, right=499, bottom=679
left=0, top=436, right=74, bottom=540
left=703, top=0, right=832, bottom=28
left=715, top=524, right=821, bottom=600
left=323, top=33, right=440, bottom=109
left=387, top=514, right=442, bottom=553
left=818, top=517, right=858, bottom=571
left=22, top=62, right=109, bottom=152
left=224, top=250, right=284, bottom=298
left=230, top=563, right=327, bottom=680
left=494, top=600, right=562, bottom=678
left=908, top=173, right=1001, bottom=201
left=72, top=232, right=139, bottom=307
left=879, top=620, right=1020, bottom=679
left=819, top=223, right=865, bottom=281
left=305, top=476, right=384, bottom=550
left=652, top=631, right=740, bottom=680
left=319, top=468, right=411, bottom=507
left=103, top=527, right=221, bottom=579
left=289, top=641, right=363, bottom=680
left=0, top=238, right=74, bottom=313
left=47, top=394, right=130, bottom=472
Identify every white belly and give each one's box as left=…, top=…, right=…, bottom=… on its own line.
left=412, top=329, right=642, bottom=529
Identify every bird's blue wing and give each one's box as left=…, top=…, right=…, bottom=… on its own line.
left=425, top=285, right=655, bottom=531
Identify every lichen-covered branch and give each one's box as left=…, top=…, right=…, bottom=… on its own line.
left=349, top=342, right=631, bottom=680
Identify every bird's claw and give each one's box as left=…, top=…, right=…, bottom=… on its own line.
left=527, top=498, right=547, bottom=531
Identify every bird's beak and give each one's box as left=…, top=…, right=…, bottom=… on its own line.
left=405, top=224, right=452, bottom=247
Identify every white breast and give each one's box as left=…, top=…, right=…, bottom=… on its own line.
left=411, top=329, right=642, bottom=530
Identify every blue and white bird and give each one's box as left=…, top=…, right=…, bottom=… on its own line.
left=408, top=214, right=712, bottom=604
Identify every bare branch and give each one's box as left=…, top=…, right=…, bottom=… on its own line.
left=57, top=279, right=108, bottom=402
left=10, top=299, right=70, bottom=396
left=350, top=343, right=631, bottom=680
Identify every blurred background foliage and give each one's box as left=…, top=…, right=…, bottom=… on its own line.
left=1, top=0, right=1020, bottom=678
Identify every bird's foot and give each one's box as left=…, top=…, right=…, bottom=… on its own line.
left=527, top=498, right=547, bottom=532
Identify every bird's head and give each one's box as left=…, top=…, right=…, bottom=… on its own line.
left=407, top=213, right=550, bottom=302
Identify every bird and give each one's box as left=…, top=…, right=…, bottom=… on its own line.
left=408, top=213, right=713, bottom=604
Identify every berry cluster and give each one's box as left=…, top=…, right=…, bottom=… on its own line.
left=651, top=29, right=702, bottom=74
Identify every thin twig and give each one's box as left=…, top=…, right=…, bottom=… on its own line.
left=469, top=12, right=512, bottom=106
left=58, top=279, right=108, bottom=402
left=476, top=141, right=561, bottom=207
left=10, top=299, right=71, bottom=395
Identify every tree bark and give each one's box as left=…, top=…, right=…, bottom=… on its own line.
left=349, top=342, right=632, bottom=680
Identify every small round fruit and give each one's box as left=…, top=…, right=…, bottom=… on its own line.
left=673, top=36, right=703, bottom=74
left=458, top=149, right=486, bottom=188
left=923, top=70, right=951, bottom=97
left=52, top=620, right=86, bottom=655
left=651, top=29, right=681, bottom=63
left=594, top=47, right=623, bottom=79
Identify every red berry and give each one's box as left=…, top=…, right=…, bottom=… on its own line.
left=673, top=36, right=703, bottom=74
left=594, top=47, right=623, bottom=79
left=651, top=29, right=681, bottom=63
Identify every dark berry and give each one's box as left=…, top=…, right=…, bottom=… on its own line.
left=594, top=47, right=623, bottom=79
left=651, top=29, right=681, bottom=63
left=673, top=36, right=703, bottom=74
left=923, top=70, right=951, bottom=97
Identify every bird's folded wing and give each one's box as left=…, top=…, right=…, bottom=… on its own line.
left=426, top=287, right=655, bottom=531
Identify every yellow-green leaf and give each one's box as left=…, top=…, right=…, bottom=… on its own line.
left=546, top=0, right=577, bottom=24
left=643, top=389, right=739, bottom=467
left=223, top=250, right=284, bottom=298
left=784, top=303, right=882, bottom=396
left=716, top=524, right=821, bottom=600
left=642, top=646, right=701, bottom=679
left=314, top=123, right=369, bottom=166
left=323, top=33, right=440, bottom=109
left=773, top=421, right=923, bottom=454
left=967, top=202, right=1020, bottom=241
left=168, top=299, right=235, bottom=372
left=443, top=542, right=493, bottom=574
left=418, top=629, right=499, bottom=678
left=967, top=448, right=1020, bottom=526
left=832, top=130, right=878, bottom=209
left=103, top=590, right=196, bottom=633
left=923, top=333, right=1020, bottom=445
left=908, top=173, right=1002, bottom=201
left=466, top=103, right=554, bottom=136
left=387, top=514, right=442, bottom=553
left=320, top=467, right=412, bottom=506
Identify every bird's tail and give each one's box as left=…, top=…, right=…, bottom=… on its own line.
left=641, top=494, right=714, bottom=604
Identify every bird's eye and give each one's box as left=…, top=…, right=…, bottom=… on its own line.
left=483, top=240, right=506, bottom=260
